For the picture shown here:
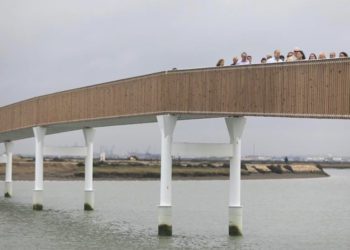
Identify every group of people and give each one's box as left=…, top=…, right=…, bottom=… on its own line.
left=216, top=48, right=348, bottom=67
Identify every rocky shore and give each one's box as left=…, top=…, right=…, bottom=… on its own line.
left=0, top=157, right=331, bottom=181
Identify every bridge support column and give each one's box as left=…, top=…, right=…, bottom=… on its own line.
left=157, top=115, right=177, bottom=236
left=225, top=117, right=246, bottom=236
left=83, top=128, right=95, bottom=211
left=33, top=127, right=46, bottom=210
left=4, top=141, right=14, bottom=198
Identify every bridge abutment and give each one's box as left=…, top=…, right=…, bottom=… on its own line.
left=157, top=114, right=177, bottom=236
left=225, top=117, right=246, bottom=236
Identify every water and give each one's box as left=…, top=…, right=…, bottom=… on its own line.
left=0, top=169, right=349, bottom=249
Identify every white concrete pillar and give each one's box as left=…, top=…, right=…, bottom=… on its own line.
left=33, top=126, right=46, bottom=210
left=4, top=141, right=14, bottom=198
left=83, top=128, right=95, bottom=210
left=225, top=117, right=246, bottom=236
left=157, top=114, right=177, bottom=236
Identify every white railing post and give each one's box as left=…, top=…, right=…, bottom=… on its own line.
left=157, top=114, right=177, bottom=236
left=33, top=126, right=47, bottom=210
left=4, top=141, right=14, bottom=197
left=225, top=117, right=246, bottom=236
left=83, top=128, right=95, bottom=210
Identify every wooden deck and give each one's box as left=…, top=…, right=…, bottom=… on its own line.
left=1, top=58, right=350, bottom=142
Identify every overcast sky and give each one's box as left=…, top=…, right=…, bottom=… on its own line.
left=1, top=0, right=350, bottom=157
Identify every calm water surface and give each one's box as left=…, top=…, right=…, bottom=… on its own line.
left=0, top=169, right=349, bottom=249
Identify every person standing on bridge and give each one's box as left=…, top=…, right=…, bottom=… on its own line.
left=216, top=59, right=225, bottom=67
left=286, top=47, right=303, bottom=61
left=329, top=52, right=337, bottom=59
left=286, top=52, right=294, bottom=62
left=294, top=48, right=306, bottom=60
left=236, top=52, right=250, bottom=65
left=309, top=53, right=317, bottom=60
left=247, top=55, right=253, bottom=64
left=339, top=52, right=348, bottom=58
left=231, top=57, right=239, bottom=66
left=287, top=51, right=296, bottom=61
left=318, top=52, right=327, bottom=60
left=267, top=49, right=283, bottom=63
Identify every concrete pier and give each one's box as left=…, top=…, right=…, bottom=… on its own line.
left=33, top=127, right=46, bottom=210
left=83, top=128, right=95, bottom=211
left=225, top=117, right=246, bottom=236
left=157, top=115, right=177, bottom=236
left=4, top=141, right=14, bottom=197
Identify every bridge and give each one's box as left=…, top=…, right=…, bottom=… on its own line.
left=1, top=58, right=349, bottom=236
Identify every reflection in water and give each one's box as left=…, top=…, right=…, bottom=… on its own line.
left=0, top=170, right=349, bottom=249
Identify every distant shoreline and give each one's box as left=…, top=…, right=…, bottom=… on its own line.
left=0, top=157, right=340, bottom=181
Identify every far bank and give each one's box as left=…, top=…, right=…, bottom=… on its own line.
left=0, top=157, right=336, bottom=181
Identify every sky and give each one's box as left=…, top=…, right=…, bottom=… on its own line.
left=1, top=0, right=350, bottom=157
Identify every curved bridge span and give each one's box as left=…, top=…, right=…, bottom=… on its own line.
left=1, top=58, right=350, bottom=236
left=1, top=58, right=350, bottom=142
